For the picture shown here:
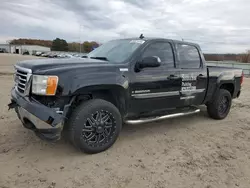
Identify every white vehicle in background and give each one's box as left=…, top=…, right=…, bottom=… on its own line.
left=57, top=53, right=67, bottom=58
left=41, top=52, right=50, bottom=57
left=35, top=51, right=43, bottom=56
left=65, top=54, right=75, bottom=58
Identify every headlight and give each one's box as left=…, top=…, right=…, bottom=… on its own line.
left=32, top=75, right=58, bottom=96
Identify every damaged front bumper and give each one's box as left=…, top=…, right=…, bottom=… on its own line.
left=9, top=88, right=66, bottom=141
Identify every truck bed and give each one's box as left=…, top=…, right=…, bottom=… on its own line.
left=207, top=65, right=243, bottom=78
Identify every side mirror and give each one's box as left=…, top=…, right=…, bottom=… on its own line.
left=138, top=56, right=161, bottom=69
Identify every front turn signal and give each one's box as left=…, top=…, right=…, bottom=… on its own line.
left=46, top=76, right=58, bottom=95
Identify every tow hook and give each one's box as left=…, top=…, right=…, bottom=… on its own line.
left=7, top=100, right=18, bottom=110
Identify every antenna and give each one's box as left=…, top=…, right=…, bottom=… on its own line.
left=174, top=33, right=184, bottom=41
left=139, top=34, right=144, bottom=39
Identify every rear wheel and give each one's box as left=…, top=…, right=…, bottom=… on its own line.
left=207, top=89, right=232, bottom=120
left=67, top=99, right=122, bottom=154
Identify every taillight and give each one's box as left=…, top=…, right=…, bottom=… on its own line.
left=240, top=72, right=244, bottom=85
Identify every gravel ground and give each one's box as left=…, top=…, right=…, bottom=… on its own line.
left=0, top=54, right=250, bottom=188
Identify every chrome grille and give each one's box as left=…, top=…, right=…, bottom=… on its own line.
left=14, top=65, right=32, bottom=95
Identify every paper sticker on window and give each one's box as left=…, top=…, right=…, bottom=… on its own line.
left=130, top=40, right=145, bottom=44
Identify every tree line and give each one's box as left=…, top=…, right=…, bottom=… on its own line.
left=9, top=38, right=100, bottom=53
left=204, top=51, right=250, bottom=63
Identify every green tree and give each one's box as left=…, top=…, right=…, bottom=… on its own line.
left=68, top=42, right=80, bottom=52
left=90, top=41, right=99, bottom=50
left=83, top=41, right=93, bottom=53
left=51, top=38, right=69, bottom=51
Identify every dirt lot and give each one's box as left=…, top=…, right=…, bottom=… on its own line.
left=0, top=53, right=42, bottom=75
left=0, top=54, right=250, bottom=188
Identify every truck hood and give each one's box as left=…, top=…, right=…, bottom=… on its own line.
left=16, top=58, right=124, bottom=73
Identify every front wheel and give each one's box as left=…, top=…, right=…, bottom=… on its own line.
left=67, top=99, right=122, bottom=154
left=207, top=89, right=232, bottom=120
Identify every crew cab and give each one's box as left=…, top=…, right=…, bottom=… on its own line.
left=8, top=37, right=243, bottom=154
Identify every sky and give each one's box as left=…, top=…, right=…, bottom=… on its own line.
left=1, top=0, right=250, bottom=53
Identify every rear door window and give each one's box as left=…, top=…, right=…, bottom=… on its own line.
left=177, top=44, right=201, bottom=69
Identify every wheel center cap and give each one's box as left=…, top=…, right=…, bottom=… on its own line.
left=96, top=126, right=104, bottom=133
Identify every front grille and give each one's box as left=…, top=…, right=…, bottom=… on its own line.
left=16, top=70, right=27, bottom=93
left=14, top=66, right=32, bottom=95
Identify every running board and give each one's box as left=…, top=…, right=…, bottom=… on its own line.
left=125, top=108, right=200, bottom=125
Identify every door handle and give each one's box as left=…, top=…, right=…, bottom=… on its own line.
left=167, top=75, right=179, bottom=80
left=197, top=74, right=206, bottom=78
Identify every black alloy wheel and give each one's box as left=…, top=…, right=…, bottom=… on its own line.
left=67, top=99, right=122, bottom=154
left=82, top=110, right=116, bottom=147
left=207, top=89, right=232, bottom=120
left=218, top=96, right=230, bottom=116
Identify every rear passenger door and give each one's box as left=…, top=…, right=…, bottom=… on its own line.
left=177, top=43, right=207, bottom=106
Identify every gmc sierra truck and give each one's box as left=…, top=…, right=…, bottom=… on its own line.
left=8, top=37, right=243, bottom=154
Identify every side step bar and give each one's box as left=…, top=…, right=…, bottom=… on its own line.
left=125, top=108, right=200, bottom=125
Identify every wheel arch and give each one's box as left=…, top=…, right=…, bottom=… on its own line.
left=219, top=82, right=235, bottom=96
left=70, top=84, right=129, bottom=116
left=207, top=80, right=235, bottom=105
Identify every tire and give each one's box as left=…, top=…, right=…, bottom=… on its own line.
left=67, top=99, right=122, bottom=154
left=207, top=89, right=232, bottom=120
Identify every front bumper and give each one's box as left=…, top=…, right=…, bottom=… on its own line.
left=10, top=88, right=64, bottom=141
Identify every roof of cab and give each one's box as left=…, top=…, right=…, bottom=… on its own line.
left=118, top=37, right=200, bottom=47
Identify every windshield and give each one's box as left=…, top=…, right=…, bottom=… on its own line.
left=87, top=39, right=145, bottom=63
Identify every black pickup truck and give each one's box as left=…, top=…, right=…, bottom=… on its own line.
left=9, top=37, right=243, bottom=154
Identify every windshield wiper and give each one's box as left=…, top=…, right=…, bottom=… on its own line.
left=81, top=55, right=88, bottom=58
left=90, top=56, right=108, bottom=61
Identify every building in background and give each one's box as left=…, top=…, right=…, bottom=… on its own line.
left=0, top=44, right=50, bottom=54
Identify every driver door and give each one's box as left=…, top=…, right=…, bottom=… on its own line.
left=129, top=41, right=182, bottom=114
